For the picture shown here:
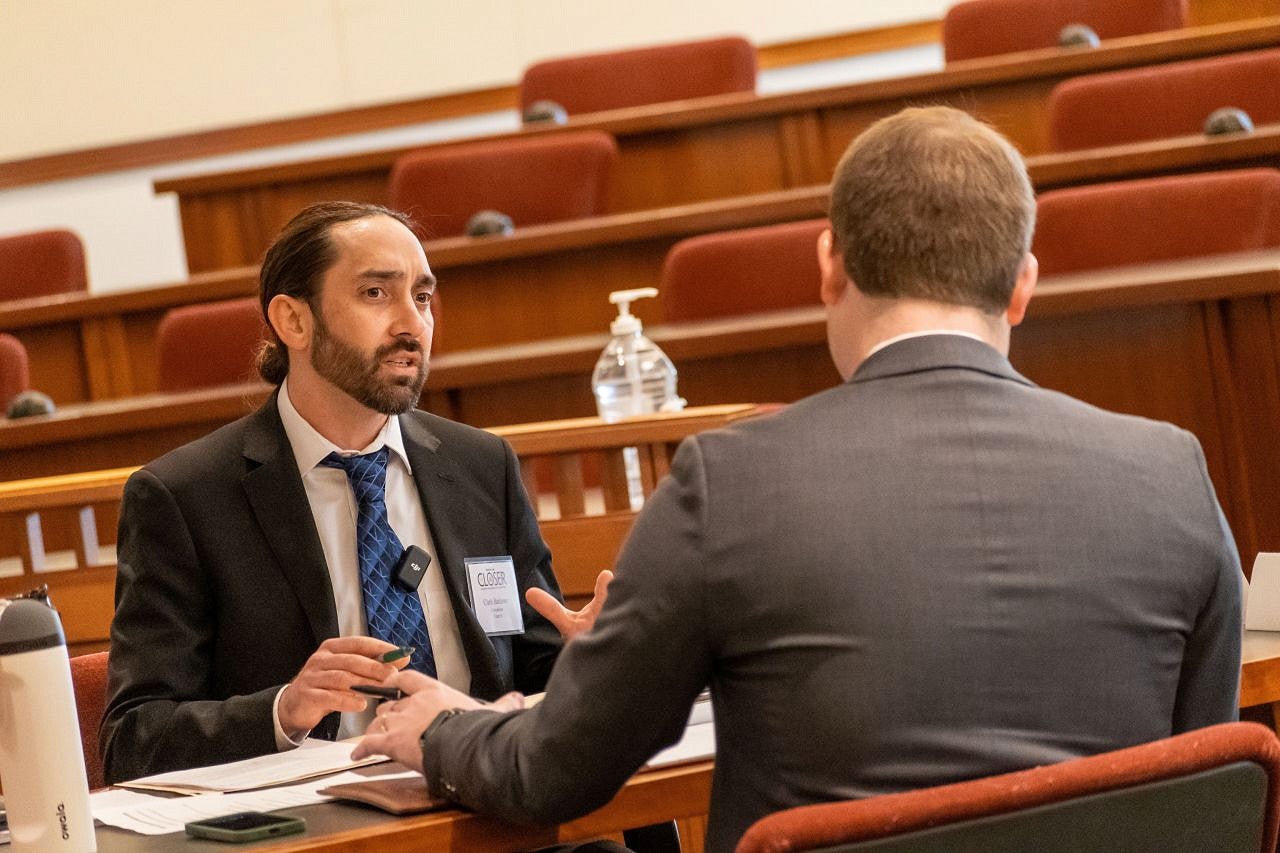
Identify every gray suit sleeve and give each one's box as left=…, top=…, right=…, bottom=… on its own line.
left=101, top=469, right=278, bottom=784
left=1171, top=436, right=1243, bottom=732
left=422, top=437, right=715, bottom=825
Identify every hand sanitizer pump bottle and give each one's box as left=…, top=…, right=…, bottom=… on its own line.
left=0, top=598, right=97, bottom=852
left=591, top=287, right=685, bottom=508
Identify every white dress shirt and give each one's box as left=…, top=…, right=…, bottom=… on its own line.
left=866, top=329, right=990, bottom=359
left=272, top=380, right=470, bottom=745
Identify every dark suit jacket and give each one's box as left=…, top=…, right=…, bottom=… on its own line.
left=422, top=335, right=1242, bottom=852
left=101, top=396, right=563, bottom=784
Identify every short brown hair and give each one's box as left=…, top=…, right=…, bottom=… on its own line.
left=255, top=201, right=419, bottom=384
left=829, top=106, right=1035, bottom=313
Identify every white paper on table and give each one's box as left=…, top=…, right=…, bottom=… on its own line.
left=94, top=766, right=421, bottom=836
left=646, top=695, right=716, bottom=768
left=117, top=738, right=387, bottom=794
left=1247, top=553, right=1280, bottom=631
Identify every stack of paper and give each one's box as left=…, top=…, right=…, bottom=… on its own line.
left=118, top=738, right=385, bottom=794
left=94, top=766, right=420, bottom=836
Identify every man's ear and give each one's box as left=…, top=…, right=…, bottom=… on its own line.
left=817, top=228, right=849, bottom=307
left=1006, top=252, right=1038, bottom=327
left=267, top=294, right=313, bottom=351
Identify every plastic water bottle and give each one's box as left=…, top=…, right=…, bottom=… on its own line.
left=591, top=288, right=684, bottom=508
left=0, top=598, right=96, bottom=852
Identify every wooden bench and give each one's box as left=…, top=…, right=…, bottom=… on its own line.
left=0, top=404, right=768, bottom=655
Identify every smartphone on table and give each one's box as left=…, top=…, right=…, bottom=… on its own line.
left=184, top=811, right=305, bottom=843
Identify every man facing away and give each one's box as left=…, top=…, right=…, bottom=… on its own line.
left=101, top=202, right=609, bottom=784
left=355, top=106, right=1243, bottom=852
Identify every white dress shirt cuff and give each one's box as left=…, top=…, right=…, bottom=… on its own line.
left=272, top=685, right=311, bottom=751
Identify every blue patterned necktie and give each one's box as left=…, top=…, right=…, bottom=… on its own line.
left=320, top=448, right=436, bottom=676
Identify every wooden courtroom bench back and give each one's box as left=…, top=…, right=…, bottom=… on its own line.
left=0, top=404, right=769, bottom=655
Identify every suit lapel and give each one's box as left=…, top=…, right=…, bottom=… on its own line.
left=399, top=414, right=504, bottom=697
left=240, top=397, right=339, bottom=647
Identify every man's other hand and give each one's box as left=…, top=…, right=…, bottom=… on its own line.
left=526, top=569, right=614, bottom=642
left=278, top=637, right=409, bottom=733
left=351, top=670, right=518, bottom=772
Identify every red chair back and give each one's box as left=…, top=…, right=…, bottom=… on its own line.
left=520, top=36, right=756, bottom=116
left=156, top=298, right=268, bottom=392
left=389, top=132, right=617, bottom=238
left=1048, top=47, right=1280, bottom=151
left=943, top=0, right=1186, bottom=62
left=0, top=333, right=29, bottom=408
left=0, top=229, right=88, bottom=301
left=661, top=219, right=828, bottom=323
left=737, top=723, right=1280, bottom=853
left=1033, top=168, right=1280, bottom=276
left=70, top=650, right=110, bottom=791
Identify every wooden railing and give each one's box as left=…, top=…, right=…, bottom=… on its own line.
left=0, top=404, right=769, bottom=655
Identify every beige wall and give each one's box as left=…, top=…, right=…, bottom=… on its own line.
left=2, top=0, right=948, bottom=161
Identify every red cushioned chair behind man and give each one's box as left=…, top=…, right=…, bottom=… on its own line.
left=389, top=131, right=618, bottom=239
left=736, top=723, right=1280, bottom=853
left=70, top=651, right=110, bottom=791
left=0, top=228, right=88, bottom=301
left=1047, top=47, right=1280, bottom=152
left=942, top=0, right=1186, bottom=63
left=1032, top=168, right=1280, bottom=276
left=660, top=219, right=828, bottom=323
left=520, top=36, right=756, bottom=117
left=156, top=298, right=267, bottom=392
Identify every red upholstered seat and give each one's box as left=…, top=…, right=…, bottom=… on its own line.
left=389, top=132, right=618, bottom=239
left=661, top=219, right=828, bottom=323
left=1048, top=47, right=1280, bottom=151
left=0, top=229, right=88, bottom=301
left=942, top=0, right=1186, bottom=63
left=0, top=332, right=29, bottom=408
left=156, top=298, right=268, bottom=392
left=519, top=36, right=756, bottom=117
left=1033, top=168, right=1280, bottom=276
left=736, top=722, right=1280, bottom=853
left=70, top=650, right=109, bottom=791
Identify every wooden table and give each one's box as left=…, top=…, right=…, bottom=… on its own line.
left=93, top=760, right=713, bottom=852
left=1241, top=631, right=1280, bottom=712
left=154, top=17, right=1280, bottom=272
left=83, top=628, right=1276, bottom=850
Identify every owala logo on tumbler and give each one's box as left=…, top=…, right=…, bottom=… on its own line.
left=57, top=802, right=70, bottom=839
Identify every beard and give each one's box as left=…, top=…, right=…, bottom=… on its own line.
left=310, top=314, right=428, bottom=415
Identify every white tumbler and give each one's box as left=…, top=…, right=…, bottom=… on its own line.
left=0, top=598, right=96, bottom=852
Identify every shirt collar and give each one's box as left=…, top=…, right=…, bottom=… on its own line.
left=277, top=378, right=413, bottom=476
left=866, top=329, right=989, bottom=359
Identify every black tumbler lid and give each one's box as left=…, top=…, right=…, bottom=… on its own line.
left=0, top=598, right=65, bottom=655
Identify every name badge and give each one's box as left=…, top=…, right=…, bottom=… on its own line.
left=464, top=556, right=525, bottom=637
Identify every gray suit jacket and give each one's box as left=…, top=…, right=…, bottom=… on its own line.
left=423, top=335, right=1242, bottom=852
left=102, top=396, right=563, bottom=784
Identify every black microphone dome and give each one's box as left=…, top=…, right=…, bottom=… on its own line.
left=1058, top=24, right=1100, bottom=49
left=465, top=210, right=515, bottom=238
left=1203, top=107, right=1255, bottom=137
left=6, top=390, right=55, bottom=420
